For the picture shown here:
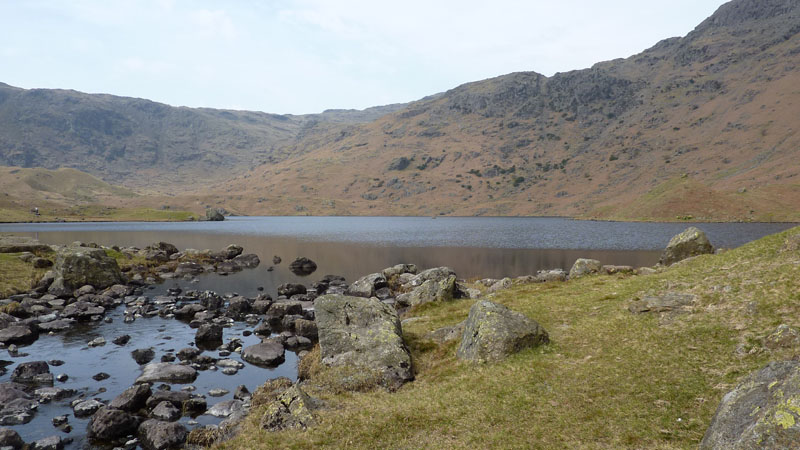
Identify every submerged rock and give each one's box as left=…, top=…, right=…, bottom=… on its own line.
left=456, top=300, right=549, bottom=363
left=289, top=257, right=317, bottom=276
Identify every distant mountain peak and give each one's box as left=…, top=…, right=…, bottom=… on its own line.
left=699, top=0, right=800, bottom=29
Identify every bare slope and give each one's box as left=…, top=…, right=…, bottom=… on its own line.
left=214, top=0, right=800, bottom=220
left=0, top=83, right=406, bottom=191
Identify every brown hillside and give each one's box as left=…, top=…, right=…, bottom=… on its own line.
left=210, top=0, right=800, bottom=221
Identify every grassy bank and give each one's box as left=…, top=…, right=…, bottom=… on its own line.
left=0, top=206, right=197, bottom=223
left=221, top=227, right=800, bottom=449
left=0, top=253, right=48, bottom=297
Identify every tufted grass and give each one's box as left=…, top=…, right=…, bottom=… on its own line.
left=0, top=253, right=48, bottom=298
left=216, top=227, right=797, bottom=448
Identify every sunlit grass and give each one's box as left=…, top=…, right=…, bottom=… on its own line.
left=220, top=227, right=800, bottom=449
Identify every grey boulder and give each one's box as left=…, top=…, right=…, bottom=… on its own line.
left=660, top=226, right=714, bottom=266
left=568, top=258, right=602, bottom=279
left=456, top=300, right=549, bottom=363
left=700, top=360, right=800, bottom=449
left=242, top=340, right=285, bottom=367
left=87, top=406, right=139, bottom=441
left=135, top=363, right=197, bottom=384
left=315, top=294, right=413, bottom=390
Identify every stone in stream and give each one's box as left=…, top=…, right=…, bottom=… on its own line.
left=37, top=319, right=75, bottom=333
left=73, top=399, right=105, bottom=418
left=60, top=301, right=105, bottom=320
left=195, top=324, right=223, bottom=349
left=34, top=387, right=76, bottom=403
left=150, top=401, right=181, bottom=422
left=87, top=406, right=140, bottom=441
left=110, top=384, right=152, bottom=412
left=659, top=226, right=714, bottom=266
left=0, top=394, right=38, bottom=425
left=233, top=385, right=250, bottom=401
left=265, top=301, right=304, bottom=327
left=145, top=390, right=191, bottom=410
left=206, top=399, right=244, bottom=418
left=30, top=435, right=63, bottom=450
left=315, top=294, right=413, bottom=390
left=208, top=388, right=228, bottom=397
left=456, top=300, right=549, bottom=363
left=277, top=283, right=306, bottom=297
left=135, top=363, right=198, bottom=384
left=131, top=348, right=156, bottom=365
left=176, top=347, right=201, bottom=361
left=112, top=334, right=131, bottom=346
left=138, top=419, right=187, bottom=450
left=241, top=340, right=285, bottom=367
left=87, top=337, right=105, bottom=347
left=0, top=428, right=25, bottom=450
left=289, top=257, right=317, bottom=276
left=11, top=361, right=52, bottom=385
left=0, top=325, right=38, bottom=346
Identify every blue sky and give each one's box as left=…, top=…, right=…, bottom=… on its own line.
left=0, top=0, right=728, bottom=114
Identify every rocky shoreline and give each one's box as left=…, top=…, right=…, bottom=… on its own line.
left=0, top=227, right=717, bottom=449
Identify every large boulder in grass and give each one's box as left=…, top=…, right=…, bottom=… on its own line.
left=401, top=275, right=456, bottom=307
left=456, top=300, right=549, bottom=363
left=568, top=258, right=602, bottom=279
left=660, top=226, right=714, bottom=266
left=700, top=360, right=800, bottom=449
left=315, top=294, right=413, bottom=390
left=48, top=246, right=122, bottom=295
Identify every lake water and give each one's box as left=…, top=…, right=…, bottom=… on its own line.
left=0, top=217, right=795, bottom=447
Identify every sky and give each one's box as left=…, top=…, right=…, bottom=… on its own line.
left=0, top=0, right=729, bottom=115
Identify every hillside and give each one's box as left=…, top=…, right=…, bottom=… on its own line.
left=210, top=0, right=800, bottom=221
left=0, top=166, right=194, bottom=222
left=0, top=83, right=406, bottom=191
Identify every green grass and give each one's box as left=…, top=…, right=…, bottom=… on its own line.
left=0, top=253, right=48, bottom=297
left=220, top=226, right=800, bottom=449
left=0, top=205, right=197, bottom=223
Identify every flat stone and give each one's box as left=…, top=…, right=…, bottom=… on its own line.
left=135, top=363, right=197, bottom=384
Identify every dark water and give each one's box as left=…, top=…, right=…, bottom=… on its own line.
left=0, top=217, right=794, bottom=447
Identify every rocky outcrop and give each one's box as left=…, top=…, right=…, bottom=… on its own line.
left=700, top=360, right=800, bottom=449
left=456, top=301, right=549, bottom=363
left=659, top=227, right=714, bottom=266
left=346, top=273, right=387, bottom=298
left=48, top=246, right=123, bottom=295
left=315, top=294, right=413, bottom=390
left=0, top=427, right=25, bottom=450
